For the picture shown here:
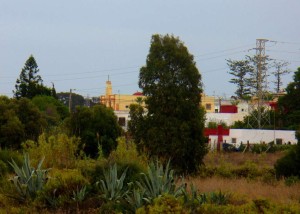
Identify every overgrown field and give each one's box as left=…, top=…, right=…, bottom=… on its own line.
left=0, top=136, right=299, bottom=213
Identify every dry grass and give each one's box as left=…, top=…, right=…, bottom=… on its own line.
left=204, top=151, right=286, bottom=167
left=186, top=151, right=300, bottom=204
left=186, top=177, right=300, bottom=204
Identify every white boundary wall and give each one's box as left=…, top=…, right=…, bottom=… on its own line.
left=208, top=129, right=297, bottom=146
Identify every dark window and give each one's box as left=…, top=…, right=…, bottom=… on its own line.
left=232, top=138, right=237, bottom=144
left=118, top=117, right=126, bottom=126
left=206, top=104, right=211, bottom=110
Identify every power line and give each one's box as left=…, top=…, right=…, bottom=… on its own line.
left=271, top=40, right=300, bottom=45
left=202, top=67, right=227, bottom=74
left=196, top=44, right=254, bottom=57
left=196, top=50, right=248, bottom=61
left=266, top=49, right=300, bottom=54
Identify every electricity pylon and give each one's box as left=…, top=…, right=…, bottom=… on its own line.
left=248, top=39, right=271, bottom=129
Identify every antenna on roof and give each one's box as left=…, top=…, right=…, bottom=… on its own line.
left=108, top=75, right=110, bottom=81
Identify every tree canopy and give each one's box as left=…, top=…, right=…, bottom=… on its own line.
left=66, top=105, right=122, bottom=158
left=278, top=67, right=300, bottom=130
left=227, top=55, right=274, bottom=99
left=0, top=96, right=46, bottom=149
left=134, top=34, right=207, bottom=173
left=226, top=59, right=252, bottom=99
left=57, top=92, right=85, bottom=111
left=14, top=55, right=53, bottom=99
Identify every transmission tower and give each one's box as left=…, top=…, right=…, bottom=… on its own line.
left=248, top=39, right=271, bottom=129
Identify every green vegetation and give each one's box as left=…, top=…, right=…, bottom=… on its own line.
left=275, top=130, right=300, bottom=178
left=1, top=41, right=300, bottom=213
left=9, top=154, right=49, bottom=201
left=278, top=67, right=300, bottom=130
left=14, top=55, right=54, bottom=99
left=131, top=34, right=207, bottom=173
left=66, top=105, right=122, bottom=158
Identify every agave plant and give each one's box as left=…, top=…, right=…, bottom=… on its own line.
left=72, top=185, right=88, bottom=203
left=136, top=160, right=185, bottom=204
left=96, top=163, right=128, bottom=203
left=125, top=186, right=146, bottom=212
left=209, top=190, right=230, bottom=205
left=9, top=153, right=49, bottom=201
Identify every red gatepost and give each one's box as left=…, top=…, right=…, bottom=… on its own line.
left=204, top=125, right=230, bottom=152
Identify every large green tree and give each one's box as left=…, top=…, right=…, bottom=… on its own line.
left=14, top=55, right=52, bottom=99
left=278, top=67, right=300, bottom=130
left=32, top=95, right=69, bottom=127
left=227, top=55, right=272, bottom=98
left=0, top=96, right=46, bottom=149
left=137, top=34, right=207, bottom=173
left=227, top=59, right=252, bottom=99
left=66, top=105, right=122, bottom=158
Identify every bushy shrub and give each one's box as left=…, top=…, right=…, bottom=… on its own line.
left=0, top=160, right=8, bottom=177
left=261, top=168, right=277, bottom=185
left=215, top=163, right=234, bottom=178
left=108, top=137, right=148, bottom=171
left=284, top=176, right=300, bottom=186
left=275, top=144, right=300, bottom=178
left=251, top=144, right=269, bottom=154
left=37, top=169, right=89, bottom=208
left=22, top=133, right=80, bottom=169
left=0, top=149, right=22, bottom=174
left=209, top=191, right=231, bottom=205
left=232, top=161, right=260, bottom=179
left=136, top=194, right=188, bottom=214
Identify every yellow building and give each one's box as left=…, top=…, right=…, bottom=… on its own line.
left=201, top=94, right=215, bottom=113
left=100, top=80, right=215, bottom=112
left=100, top=80, right=145, bottom=111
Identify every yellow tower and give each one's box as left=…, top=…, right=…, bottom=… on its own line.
left=100, top=79, right=116, bottom=108
left=105, top=80, right=112, bottom=96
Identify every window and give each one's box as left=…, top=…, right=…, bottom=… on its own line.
left=118, top=117, right=126, bottom=126
left=276, top=138, right=283, bottom=145
left=205, top=103, right=212, bottom=110
left=231, top=138, right=237, bottom=144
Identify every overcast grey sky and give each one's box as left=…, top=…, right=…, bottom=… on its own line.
left=1, top=0, right=300, bottom=98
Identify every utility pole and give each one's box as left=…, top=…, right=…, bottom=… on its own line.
left=69, top=89, right=75, bottom=112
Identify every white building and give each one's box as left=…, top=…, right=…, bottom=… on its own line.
left=208, top=129, right=297, bottom=147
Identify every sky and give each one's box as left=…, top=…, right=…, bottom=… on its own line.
left=1, top=0, right=300, bottom=99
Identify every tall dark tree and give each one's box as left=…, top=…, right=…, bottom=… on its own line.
left=14, top=55, right=51, bottom=99
left=272, top=61, right=290, bottom=93
left=278, top=67, right=300, bottom=130
left=137, top=34, right=207, bottom=173
left=227, top=59, right=252, bottom=99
